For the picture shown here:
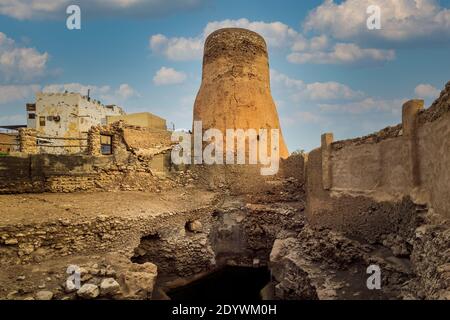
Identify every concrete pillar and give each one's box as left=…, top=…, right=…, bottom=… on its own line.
left=19, top=128, right=37, bottom=154
left=321, top=133, right=334, bottom=190
left=402, top=99, right=424, bottom=187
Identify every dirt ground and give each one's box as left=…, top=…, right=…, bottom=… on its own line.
left=0, top=187, right=217, bottom=225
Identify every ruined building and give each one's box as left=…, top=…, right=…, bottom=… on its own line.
left=193, top=28, right=289, bottom=159
left=26, top=92, right=124, bottom=154
left=0, top=28, right=448, bottom=301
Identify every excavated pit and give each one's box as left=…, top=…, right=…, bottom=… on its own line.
left=167, top=266, right=271, bottom=301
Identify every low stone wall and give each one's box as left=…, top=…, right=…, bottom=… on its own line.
left=0, top=121, right=174, bottom=194
left=0, top=205, right=214, bottom=266
left=0, top=152, right=172, bottom=194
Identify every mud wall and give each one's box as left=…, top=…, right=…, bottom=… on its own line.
left=306, top=83, right=450, bottom=240
left=0, top=152, right=174, bottom=194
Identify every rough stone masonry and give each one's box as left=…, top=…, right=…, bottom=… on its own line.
left=0, top=28, right=448, bottom=301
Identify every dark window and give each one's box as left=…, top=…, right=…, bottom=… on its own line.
left=28, top=113, right=36, bottom=119
left=26, top=103, right=36, bottom=112
left=100, top=135, right=112, bottom=155
left=39, top=116, right=46, bottom=126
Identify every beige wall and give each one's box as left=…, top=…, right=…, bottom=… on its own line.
left=306, top=97, right=450, bottom=240
left=28, top=93, right=123, bottom=154
left=0, top=133, right=17, bottom=153
left=417, top=110, right=450, bottom=218
left=107, top=112, right=166, bottom=130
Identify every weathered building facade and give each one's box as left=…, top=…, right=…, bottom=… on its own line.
left=26, top=92, right=124, bottom=154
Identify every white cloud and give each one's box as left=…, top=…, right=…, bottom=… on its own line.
left=150, top=34, right=203, bottom=61
left=303, top=0, right=450, bottom=43
left=318, top=97, right=408, bottom=114
left=0, top=84, right=40, bottom=104
left=301, top=82, right=364, bottom=101
left=203, top=18, right=299, bottom=48
left=42, top=82, right=138, bottom=104
left=116, top=83, right=139, bottom=99
left=0, top=32, right=49, bottom=81
left=149, top=18, right=300, bottom=61
left=414, top=84, right=440, bottom=99
left=270, top=69, right=363, bottom=102
left=288, top=43, right=395, bottom=65
left=0, top=0, right=207, bottom=20
left=270, top=69, right=304, bottom=90
left=153, top=67, right=187, bottom=85
left=149, top=17, right=399, bottom=65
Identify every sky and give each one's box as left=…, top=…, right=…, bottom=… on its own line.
left=0, top=0, right=449, bottom=151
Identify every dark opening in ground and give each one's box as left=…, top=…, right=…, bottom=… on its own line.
left=167, top=266, right=270, bottom=301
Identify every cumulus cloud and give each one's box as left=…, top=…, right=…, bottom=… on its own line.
left=153, top=67, right=187, bottom=85
left=270, top=69, right=363, bottom=102
left=303, top=0, right=450, bottom=43
left=0, top=84, right=40, bottom=104
left=288, top=43, right=395, bottom=65
left=0, top=0, right=207, bottom=20
left=0, top=32, right=49, bottom=81
left=318, top=97, right=408, bottom=114
left=149, top=18, right=300, bottom=61
left=116, top=83, right=139, bottom=99
left=42, top=82, right=138, bottom=104
left=150, top=34, right=203, bottom=61
left=149, top=17, right=399, bottom=65
left=414, top=84, right=440, bottom=99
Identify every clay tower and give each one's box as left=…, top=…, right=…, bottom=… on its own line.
left=193, top=28, right=289, bottom=159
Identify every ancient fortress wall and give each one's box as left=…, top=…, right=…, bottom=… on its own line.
left=306, top=82, right=450, bottom=240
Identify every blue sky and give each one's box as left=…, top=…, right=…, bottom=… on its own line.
left=1, top=0, right=449, bottom=151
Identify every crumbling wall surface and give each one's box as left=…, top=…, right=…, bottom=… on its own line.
left=417, top=108, right=450, bottom=219
left=305, top=83, right=450, bottom=299
left=122, top=127, right=171, bottom=154
left=331, top=136, right=412, bottom=195
left=307, top=83, right=450, bottom=235
left=193, top=28, right=289, bottom=158
left=0, top=122, right=175, bottom=194
left=0, top=194, right=216, bottom=267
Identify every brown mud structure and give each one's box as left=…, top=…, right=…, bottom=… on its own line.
left=0, top=28, right=448, bottom=300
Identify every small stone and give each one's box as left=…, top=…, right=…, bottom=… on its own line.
left=77, top=284, right=99, bottom=299
left=65, top=278, right=78, bottom=293
left=100, top=278, right=120, bottom=296
left=35, top=291, right=53, bottom=300
left=186, top=220, right=202, bottom=233
left=16, top=275, right=26, bottom=281
left=38, top=284, right=46, bottom=289
left=5, top=239, right=18, bottom=245
left=7, top=291, right=18, bottom=300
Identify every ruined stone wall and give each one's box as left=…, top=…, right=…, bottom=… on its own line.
left=0, top=206, right=213, bottom=267
left=0, top=122, right=174, bottom=194
left=18, top=128, right=38, bottom=154
left=307, top=84, right=450, bottom=240
left=305, top=83, right=450, bottom=299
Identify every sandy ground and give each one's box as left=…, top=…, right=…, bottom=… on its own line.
left=0, top=187, right=217, bottom=225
